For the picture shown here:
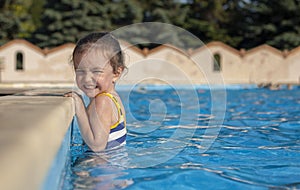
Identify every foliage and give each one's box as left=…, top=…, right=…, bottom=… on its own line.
left=0, top=0, right=39, bottom=45
left=0, top=0, right=300, bottom=50
left=31, top=0, right=110, bottom=47
left=113, top=0, right=192, bottom=49
left=236, top=0, right=300, bottom=50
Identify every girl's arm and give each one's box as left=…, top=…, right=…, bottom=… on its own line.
left=64, top=92, right=112, bottom=152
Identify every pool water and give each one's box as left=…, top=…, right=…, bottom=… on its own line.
left=61, top=87, right=300, bottom=190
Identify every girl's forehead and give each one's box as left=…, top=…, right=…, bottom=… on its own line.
left=75, top=50, right=110, bottom=68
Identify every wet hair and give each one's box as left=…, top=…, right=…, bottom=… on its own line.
left=72, top=32, right=125, bottom=74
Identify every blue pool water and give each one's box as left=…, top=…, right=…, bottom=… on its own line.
left=61, top=87, right=300, bottom=189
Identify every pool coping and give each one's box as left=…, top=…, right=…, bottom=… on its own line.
left=0, top=88, right=74, bottom=190
left=115, top=83, right=299, bottom=91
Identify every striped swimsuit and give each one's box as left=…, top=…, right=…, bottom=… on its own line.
left=97, top=92, right=126, bottom=149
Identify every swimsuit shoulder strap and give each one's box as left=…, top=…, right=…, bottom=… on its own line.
left=96, top=92, right=124, bottom=129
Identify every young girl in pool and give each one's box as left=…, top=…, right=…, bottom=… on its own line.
left=64, top=32, right=126, bottom=152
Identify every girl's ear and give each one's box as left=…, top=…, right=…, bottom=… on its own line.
left=113, top=67, right=123, bottom=82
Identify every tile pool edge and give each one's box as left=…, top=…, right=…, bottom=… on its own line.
left=115, top=84, right=259, bottom=91
left=0, top=89, right=74, bottom=190
left=41, top=124, right=72, bottom=190
left=116, top=84, right=299, bottom=91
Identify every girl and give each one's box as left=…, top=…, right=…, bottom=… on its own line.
left=65, top=32, right=126, bottom=152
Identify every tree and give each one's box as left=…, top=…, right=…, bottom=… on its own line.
left=2, top=0, right=299, bottom=50
left=31, top=0, right=151, bottom=48
left=183, top=0, right=242, bottom=47
left=0, top=0, right=38, bottom=45
left=236, top=0, right=300, bottom=50
left=31, top=0, right=115, bottom=48
left=113, top=0, right=192, bottom=49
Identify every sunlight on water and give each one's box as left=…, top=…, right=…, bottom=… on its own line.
left=62, top=88, right=300, bottom=190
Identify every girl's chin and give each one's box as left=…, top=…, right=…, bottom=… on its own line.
left=83, top=89, right=99, bottom=98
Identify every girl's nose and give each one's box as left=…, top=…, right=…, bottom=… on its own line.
left=83, top=72, right=95, bottom=83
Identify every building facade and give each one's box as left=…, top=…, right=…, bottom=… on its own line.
left=0, top=39, right=299, bottom=87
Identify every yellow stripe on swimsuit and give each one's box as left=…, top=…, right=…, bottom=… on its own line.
left=97, top=92, right=126, bottom=149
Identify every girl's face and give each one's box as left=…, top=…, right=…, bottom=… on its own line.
left=74, top=50, right=118, bottom=98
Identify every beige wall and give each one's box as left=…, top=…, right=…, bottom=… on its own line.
left=286, top=47, right=300, bottom=83
left=119, top=44, right=206, bottom=85
left=0, top=39, right=299, bottom=85
left=243, top=45, right=287, bottom=84
left=0, top=40, right=75, bottom=83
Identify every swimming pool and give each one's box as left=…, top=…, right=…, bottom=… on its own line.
left=61, top=86, right=300, bottom=189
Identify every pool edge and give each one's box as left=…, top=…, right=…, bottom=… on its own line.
left=41, top=123, right=72, bottom=190
left=0, top=88, right=74, bottom=190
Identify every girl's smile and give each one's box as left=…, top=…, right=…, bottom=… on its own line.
left=74, top=51, right=117, bottom=98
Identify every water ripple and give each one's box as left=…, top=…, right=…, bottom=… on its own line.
left=62, top=88, right=300, bottom=189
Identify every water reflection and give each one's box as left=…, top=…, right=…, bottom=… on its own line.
left=71, top=147, right=133, bottom=190
left=63, top=88, right=300, bottom=189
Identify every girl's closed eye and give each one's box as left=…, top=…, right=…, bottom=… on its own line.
left=75, top=69, right=85, bottom=74
left=92, top=69, right=104, bottom=74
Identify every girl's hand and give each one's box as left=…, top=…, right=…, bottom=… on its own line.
left=64, top=91, right=81, bottom=100
left=64, top=91, right=85, bottom=114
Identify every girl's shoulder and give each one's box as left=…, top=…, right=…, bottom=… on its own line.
left=94, top=92, right=115, bottom=107
left=96, top=92, right=126, bottom=116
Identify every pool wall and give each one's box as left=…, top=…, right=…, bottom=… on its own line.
left=0, top=89, right=74, bottom=190
left=115, top=84, right=259, bottom=91
left=41, top=124, right=72, bottom=190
